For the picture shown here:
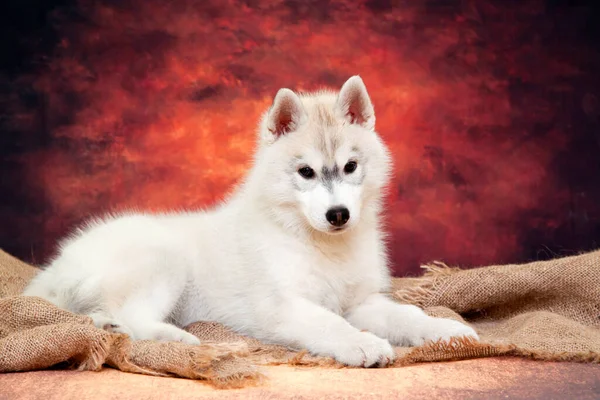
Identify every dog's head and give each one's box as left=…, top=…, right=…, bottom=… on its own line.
left=253, top=76, right=392, bottom=235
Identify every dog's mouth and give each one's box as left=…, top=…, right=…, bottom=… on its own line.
left=327, top=226, right=349, bottom=235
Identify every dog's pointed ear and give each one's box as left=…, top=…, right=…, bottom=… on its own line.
left=266, top=88, right=307, bottom=139
left=335, top=76, right=375, bottom=131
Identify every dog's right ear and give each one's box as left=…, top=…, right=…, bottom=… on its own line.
left=265, top=88, right=307, bottom=140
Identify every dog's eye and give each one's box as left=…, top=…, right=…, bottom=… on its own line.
left=298, top=166, right=315, bottom=179
left=344, top=161, right=358, bottom=174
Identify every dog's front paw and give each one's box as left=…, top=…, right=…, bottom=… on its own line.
left=410, top=317, right=479, bottom=346
left=333, top=332, right=395, bottom=368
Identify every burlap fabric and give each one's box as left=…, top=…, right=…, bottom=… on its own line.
left=391, top=251, right=600, bottom=364
left=1, top=249, right=599, bottom=389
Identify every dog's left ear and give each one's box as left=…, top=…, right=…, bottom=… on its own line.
left=335, top=76, right=375, bottom=131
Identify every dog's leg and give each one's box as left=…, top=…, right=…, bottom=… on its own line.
left=345, top=293, right=479, bottom=347
left=268, top=296, right=395, bottom=367
left=89, top=311, right=135, bottom=337
left=126, top=319, right=201, bottom=345
left=109, top=291, right=201, bottom=345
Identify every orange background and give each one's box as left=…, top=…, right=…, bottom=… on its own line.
left=2, top=0, right=600, bottom=275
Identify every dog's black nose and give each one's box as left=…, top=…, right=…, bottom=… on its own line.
left=326, top=207, right=350, bottom=227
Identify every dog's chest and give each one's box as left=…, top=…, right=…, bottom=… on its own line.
left=265, top=232, right=384, bottom=315
left=294, top=254, right=372, bottom=315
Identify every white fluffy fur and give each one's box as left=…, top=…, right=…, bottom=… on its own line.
left=23, top=76, right=478, bottom=367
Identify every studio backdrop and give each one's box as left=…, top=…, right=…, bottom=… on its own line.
left=1, top=0, right=600, bottom=275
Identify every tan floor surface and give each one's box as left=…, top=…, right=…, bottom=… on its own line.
left=1, top=358, right=599, bottom=399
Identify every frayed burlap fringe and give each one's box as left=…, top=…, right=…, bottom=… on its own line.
left=393, top=261, right=457, bottom=306
left=1, top=248, right=600, bottom=389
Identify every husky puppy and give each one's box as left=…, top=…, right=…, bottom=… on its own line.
left=23, top=76, right=478, bottom=367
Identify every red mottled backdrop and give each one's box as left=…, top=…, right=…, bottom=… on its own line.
left=1, top=0, right=600, bottom=275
